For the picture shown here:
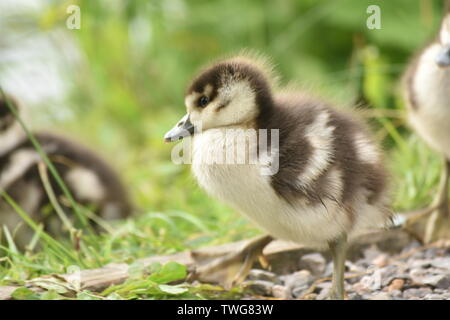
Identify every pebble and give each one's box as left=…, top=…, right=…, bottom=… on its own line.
left=372, top=254, right=389, bottom=268
left=410, top=268, right=450, bottom=288
left=281, top=270, right=314, bottom=298
left=302, top=293, right=317, bottom=300
left=316, top=287, right=330, bottom=300
left=388, top=279, right=404, bottom=292
left=389, top=289, right=403, bottom=298
left=299, top=253, right=326, bottom=276
left=369, top=292, right=392, bottom=300
left=247, top=269, right=278, bottom=283
left=348, top=292, right=364, bottom=300
left=429, top=257, right=450, bottom=270
left=363, top=245, right=382, bottom=261
left=352, top=282, right=371, bottom=295
left=403, top=287, right=433, bottom=299
left=271, top=285, right=291, bottom=299
left=243, top=280, right=274, bottom=296
left=423, top=293, right=445, bottom=300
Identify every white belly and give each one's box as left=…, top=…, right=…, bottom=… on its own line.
left=190, top=129, right=351, bottom=248
left=409, top=112, right=450, bottom=159
left=410, top=44, right=450, bottom=159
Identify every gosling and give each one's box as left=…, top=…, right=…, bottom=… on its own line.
left=403, top=11, right=450, bottom=243
left=165, top=54, right=392, bottom=299
left=0, top=95, right=132, bottom=249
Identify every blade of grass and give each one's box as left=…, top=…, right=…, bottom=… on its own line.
left=0, top=190, right=84, bottom=267
left=2, top=225, right=18, bottom=255
left=37, top=162, right=75, bottom=234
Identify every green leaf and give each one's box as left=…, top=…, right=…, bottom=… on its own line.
left=157, top=284, right=188, bottom=295
left=11, top=287, right=40, bottom=300
left=27, top=276, right=72, bottom=294
left=105, top=292, right=124, bottom=300
left=128, top=260, right=146, bottom=279
left=40, top=290, right=66, bottom=300
left=76, top=291, right=103, bottom=300
left=148, top=261, right=187, bottom=284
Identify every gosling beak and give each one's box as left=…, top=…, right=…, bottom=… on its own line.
left=164, top=114, right=195, bottom=142
left=436, top=44, right=450, bottom=67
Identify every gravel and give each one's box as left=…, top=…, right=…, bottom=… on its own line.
left=243, top=241, right=450, bottom=300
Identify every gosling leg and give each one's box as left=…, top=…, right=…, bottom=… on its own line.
left=424, top=159, right=450, bottom=243
left=189, top=234, right=274, bottom=288
left=328, top=233, right=348, bottom=300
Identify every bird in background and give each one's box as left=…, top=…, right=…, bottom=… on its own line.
left=403, top=7, right=450, bottom=243
left=0, top=93, right=132, bottom=250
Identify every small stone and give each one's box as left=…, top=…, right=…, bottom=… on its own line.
left=403, top=287, right=433, bottom=299
left=352, top=282, right=370, bottom=295
left=372, top=254, right=389, bottom=268
left=323, top=262, right=334, bottom=277
left=388, top=279, right=405, bottom=292
left=423, top=248, right=440, bottom=259
left=410, top=269, right=450, bottom=288
left=379, top=264, right=402, bottom=286
left=292, top=286, right=309, bottom=298
left=316, top=287, right=330, bottom=300
left=369, top=292, right=392, bottom=300
left=348, top=292, right=364, bottom=300
left=271, top=285, right=291, bottom=299
left=243, top=280, right=274, bottom=296
left=345, top=261, right=360, bottom=273
left=409, top=259, right=432, bottom=269
left=316, top=281, right=332, bottom=290
left=424, top=293, right=445, bottom=300
left=401, top=240, right=422, bottom=253
left=247, top=269, right=278, bottom=283
left=435, top=274, right=450, bottom=289
left=299, top=253, right=326, bottom=275
left=389, top=289, right=403, bottom=298
left=302, top=293, right=317, bottom=300
left=363, top=245, right=382, bottom=261
left=360, top=270, right=382, bottom=291
left=430, top=257, right=450, bottom=270
left=282, top=270, right=314, bottom=298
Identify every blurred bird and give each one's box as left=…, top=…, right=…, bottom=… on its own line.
left=165, top=54, right=392, bottom=299
left=403, top=10, right=450, bottom=243
left=0, top=95, right=132, bottom=249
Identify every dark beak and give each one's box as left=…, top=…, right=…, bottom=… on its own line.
left=164, top=114, right=195, bottom=142
left=436, top=44, right=450, bottom=67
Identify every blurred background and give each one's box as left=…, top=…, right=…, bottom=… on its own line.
left=0, top=0, right=448, bottom=268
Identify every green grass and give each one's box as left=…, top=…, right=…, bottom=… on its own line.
left=0, top=0, right=448, bottom=299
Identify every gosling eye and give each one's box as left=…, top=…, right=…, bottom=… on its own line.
left=198, top=95, right=209, bottom=108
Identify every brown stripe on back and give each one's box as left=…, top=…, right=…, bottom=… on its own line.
left=327, top=108, right=389, bottom=207
left=255, top=90, right=390, bottom=222
left=257, top=94, right=335, bottom=205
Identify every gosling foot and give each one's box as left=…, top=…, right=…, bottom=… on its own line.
left=188, top=235, right=274, bottom=289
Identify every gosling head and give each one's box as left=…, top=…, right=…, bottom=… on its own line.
left=164, top=56, right=275, bottom=142
left=436, top=13, right=450, bottom=67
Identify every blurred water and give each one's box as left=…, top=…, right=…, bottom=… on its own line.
left=0, top=0, right=80, bottom=123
